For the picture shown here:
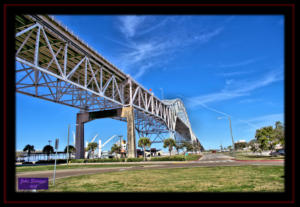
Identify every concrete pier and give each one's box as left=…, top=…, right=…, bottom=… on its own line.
left=75, top=107, right=137, bottom=159
left=121, top=107, right=136, bottom=158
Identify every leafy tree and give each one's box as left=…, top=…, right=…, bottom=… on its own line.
left=42, top=145, right=54, bottom=160
left=111, top=144, right=121, bottom=157
left=179, top=141, right=193, bottom=156
left=87, top=142, right=98, bottom=159
left=274, top=121, right=284, bottom=147
left=175, top=143, right=182, bottom=154
left=23, top=144, right=35, bottom=162
left=234, top=142, right=247, bottom=150
left=163, top=138, right=176, bottom=156
left=181, top=141, right=193, bottom=153
left=228, top=145, right=232, bottom=151
left=192, top=140, right=202, bottom=153
left=250, top=141, right=260, bottom=153
left=138, top=137, right=151, bottom=161
left=254, top=121, right=284, bottom=154
left=64, top=145, right=76, bottom=158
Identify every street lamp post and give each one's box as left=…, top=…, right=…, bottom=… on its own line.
left=218, top=116, right=235, bottom=156
left=67, top=124, right=70, bottom=165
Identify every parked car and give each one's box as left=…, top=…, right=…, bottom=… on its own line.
left=270, top=149, right=285, bottom=156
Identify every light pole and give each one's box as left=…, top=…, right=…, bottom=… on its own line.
left=218, top=116, right=235, bottom=155
left=67, top=124, right=70, bottom=165
left=118, top=135, right=123, bottom=158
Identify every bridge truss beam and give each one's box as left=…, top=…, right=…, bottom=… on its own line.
left=15, top=14, right=197, bottom=146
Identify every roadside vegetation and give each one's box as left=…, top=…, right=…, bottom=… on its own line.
left=46, top=165, right=284, bottom=192
left=16, top=154, right=202, bottom=173
left=16, top=164, right=149, bottom=173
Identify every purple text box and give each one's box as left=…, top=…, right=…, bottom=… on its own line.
left=18, top=178, right=48, bottom=190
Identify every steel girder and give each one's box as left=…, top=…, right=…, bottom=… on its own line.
left=15, top=14, right=197, bottom=143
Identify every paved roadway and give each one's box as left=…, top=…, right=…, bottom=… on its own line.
left=16, top=153, right=284, bottom=180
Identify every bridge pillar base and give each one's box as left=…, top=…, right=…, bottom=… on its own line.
left=74, top=108, right=136, bottom=159
left=121, top=106, right=136, bottom=158
left=75, top=112, right=90, bottom=159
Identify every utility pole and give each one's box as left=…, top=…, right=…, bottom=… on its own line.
left=53, top=138, right=59, bottom=186
left=118, top=135, right=122, bottom=158
left=67, top=124, right=70, bottom=165
left=228, top=116, right=235, bottom=155
left=217, top=116, right=235, bottom=156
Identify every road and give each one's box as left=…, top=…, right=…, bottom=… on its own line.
left=16, top=153, right=284, bottom=180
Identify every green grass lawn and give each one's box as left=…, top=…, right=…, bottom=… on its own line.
left=221, top=151, right=284, bottom=160
left=16, top=164, right=148, bottom=173
left=45, top=165, right=284, bottom=192
left=234, top=154, right=284, bottom=160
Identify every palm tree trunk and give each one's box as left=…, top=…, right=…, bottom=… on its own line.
left=143, top=147, right=146, bottom=161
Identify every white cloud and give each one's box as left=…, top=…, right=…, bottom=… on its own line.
left=218, top=58, right=259, bottom=68
left=187, top=91, right=246, bottom=107
left=119, top=16, right=145, bottom=38
left=115, top=15, right=225, bottom=79
left=133, top=62, right=154, bottom=79
left=187, top=68, right=283, bottom=106
left=247, top=113, right=284, bottom=123
left=240, top=113, right=284, bottom=130
left=219, top=70, right=254, bottom=77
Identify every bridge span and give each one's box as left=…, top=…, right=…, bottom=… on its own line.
left=15, top=14, right=200, bottom=158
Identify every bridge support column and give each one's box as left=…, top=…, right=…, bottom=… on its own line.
left=121, top=106, right=136, bottom=158
left=75, top=112, right=90, bottom=159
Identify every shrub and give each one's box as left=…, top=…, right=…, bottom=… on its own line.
left=22, top=161, right=33, bottom=165
left=69, top=159, right=86, bottom=163
left=150, top=155, right=185, bottom=161
left=35, top=159, right=67, bottom=164
left=86, top=158, right=125, bottom=163
left=126, top=157, right=144, bottom=162
left=185, top=154, right=202, bottom=161
left=70, top=158, right=126, bottom=163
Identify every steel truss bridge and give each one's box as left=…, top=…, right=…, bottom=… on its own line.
left=15, top=14, right=200, bottom=158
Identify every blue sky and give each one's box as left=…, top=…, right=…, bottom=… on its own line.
left=16, top=15, right=284, bottom=152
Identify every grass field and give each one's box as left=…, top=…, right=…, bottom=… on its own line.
left=16, top=164, right=148, bottom=173
left=221, top=151, right=284, bottom=160
left=45, top=165, right=284, bottom=192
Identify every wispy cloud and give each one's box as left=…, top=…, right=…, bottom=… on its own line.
left=115, top=15, right=225, bottom=79
left=187, top=68, right=283, bottom=106
left=119, top=15, right=146, bottom=38
left=239, top=113, right=284, bottom=130
left=218, top=58, right=259, bottom=68
left=132, top=62, right=154, bottom=79
left=196, top=103, right=259, bottom=130
left=238, top=98, right=261, bottom=104
left=219, top=70, right=254, bottom=77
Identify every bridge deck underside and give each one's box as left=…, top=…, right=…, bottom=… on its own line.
left=15, top=14, right=197, bottom=144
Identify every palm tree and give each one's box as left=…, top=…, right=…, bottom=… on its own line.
left=163, top=138, right=176, bottom=156
left=111, top=144, right=121, bottom=158
left=42, top=145, right=54, bottom=160
left=64, top=145, right=76, bottom=158
left=87, top=142, right=98, bottom=159
left=138, top=137, right=151, bottom=161
left=23, top=144, right=35, bottom=162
